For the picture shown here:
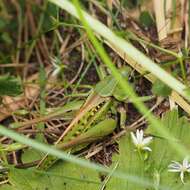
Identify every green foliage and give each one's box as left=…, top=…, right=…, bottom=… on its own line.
left=152, top=79, right=172, bottom=97
left=95, top=66, right=131, bottom=101
left=106, top=134, right=146, bottom=190
left=1, top=110, right=190, bottom=190
left=106, top=109, right=190, bottom=190
left=22, top=148, right=45, bottom=163
left=71, top=0, right=190, bottom=158
left=2, top=162, right=100, bottom=190
left=0, top=75, right=22, bottom=96
left=139, top=11, right=154, bottom=28
left=19, top=100, right=84, bottom=164
left=1, top=1, right=190, bottom=189
left=42, top=2, right=58, bottom=31
left=147, top=110, right=190, bottom=189
left=184, top=87, right=190, bottom=97
left=0, top=17, right=12, bottom=45
left=1, top=32, right=12, bottom=44
left=0, top=18, right=7, bottom=30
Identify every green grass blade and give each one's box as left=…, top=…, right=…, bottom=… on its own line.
left=70, top=0, right=189, bottom=159
left=48, top=0, right=189, bottom=100
left=0, top=125, right=169, bottom=189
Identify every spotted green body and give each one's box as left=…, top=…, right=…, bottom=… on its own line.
left=37, top=66, right=131, bottom=170
left=37, top=95, right=114, bottom=170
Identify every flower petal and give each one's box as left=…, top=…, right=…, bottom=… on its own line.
left=170, top=161, right=182, bottom=167
left=142, top=136, right=153, bottom=145
left=143, top=146, right=152, bottom=152
left=183, top=157, right=189, bottom=168
left=52, top=68, right=60, bottom=76
left=131, top=132, right=138, bottom=145
left=168, top=169, right=181, bottom=172
left=168, top=163, right=180, bottom=169
left=138, top=130, right=144, bottom=142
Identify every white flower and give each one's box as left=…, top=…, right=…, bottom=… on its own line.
left=130, top=129, right=153, bottom=152
left=168, top=157, right=190, bottom=184
left=51, top=56, right=65, bottom=76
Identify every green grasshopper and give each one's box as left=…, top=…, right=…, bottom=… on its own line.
left=37, top=66, right=131, bottom=170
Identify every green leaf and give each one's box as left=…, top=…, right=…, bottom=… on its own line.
left=139, top=11, right=154, bottom=28
left=42, top=3, right=59, bottom=31
left=106, top=134, right=146, bottom=190
left=184, top=87, right=190, bottom=97
left=106, top=110, right=190, bottom=190
left=0, top=75, right=22, bottom=96
left=1, top=32, right=12, bottom=44
left=22, top=148, right=45, bottom=164
left=152, top=79, right=172, bottom=97
left=2, top=161, right=100, bottom=190
left=0, top=18, right=7, bottom=30
left=147, top=109, right=190, bottom=189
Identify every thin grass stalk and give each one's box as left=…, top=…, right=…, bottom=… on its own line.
left=0, top=125, right=169, bottom=190
left=48, top=0, right=189, bottom=101
left=70, top=0, right=189, bottom=159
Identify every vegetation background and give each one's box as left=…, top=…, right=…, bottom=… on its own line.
left=0, top=0, right=190, bottom=189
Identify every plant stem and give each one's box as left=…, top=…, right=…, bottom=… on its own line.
left=48, top=0, right=189, bottom=101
